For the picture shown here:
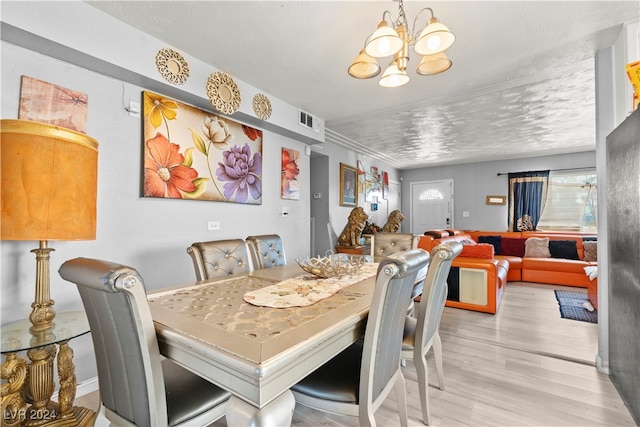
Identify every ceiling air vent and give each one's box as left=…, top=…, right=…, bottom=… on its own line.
left=299, top=109, right=319, bottom=132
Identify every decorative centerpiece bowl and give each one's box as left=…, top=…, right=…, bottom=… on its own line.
left=296, top=253, right=366, bottom=279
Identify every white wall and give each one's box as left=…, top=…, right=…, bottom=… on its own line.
left=399, top=151, right=596, bottom=232
left=0, top=41, right=313, bottom=381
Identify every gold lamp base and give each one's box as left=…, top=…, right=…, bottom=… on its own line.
left=28, top=242, right=56, bottom=333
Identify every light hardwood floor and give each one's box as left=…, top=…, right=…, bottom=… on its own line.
left=76, top=282, right=635, bottom=426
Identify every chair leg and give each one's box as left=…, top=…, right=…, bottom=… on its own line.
left=414, top=352, right=431, bottom=426
left=394, top=372, right=409, bottom=427
left=433, top=332, right=445, bottom=390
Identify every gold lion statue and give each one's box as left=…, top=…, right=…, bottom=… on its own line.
left=382, top=210, right=405, bottom=232
left=337, top=207, right=368, bottom=247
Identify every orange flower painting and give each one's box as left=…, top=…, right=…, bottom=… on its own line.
left=281, top=148, right=300, bottom=200
left=142, top=90, right=263, bottom=204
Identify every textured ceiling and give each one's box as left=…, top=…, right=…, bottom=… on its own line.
left=87, top=1, right=639, bottom=169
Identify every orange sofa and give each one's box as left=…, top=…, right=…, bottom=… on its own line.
left=466, top=230, right=597, bottom=288
left=418, top=229, right=598, bottom=314
left=418, top=230, right=508, bottom=314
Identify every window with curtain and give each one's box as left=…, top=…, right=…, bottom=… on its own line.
left=537, top=170, right=597, bottom=232
left=508, top=170, right=550, bottom=231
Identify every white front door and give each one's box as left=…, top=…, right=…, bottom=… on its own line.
left=410, top=179, right=453, bottom=234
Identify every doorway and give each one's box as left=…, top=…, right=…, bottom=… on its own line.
left=310, top=152, right=330, bottom=257
left=410, top=179, right=454, bottom=233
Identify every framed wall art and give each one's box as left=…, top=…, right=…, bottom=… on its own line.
left=281, top=147, right=300, bottom=200
left=340, top=163, right=358, bottom=207
left=142, top=90, right=263, bottom=204
left=382, top=171, right=389, bottom=199
left=19, top=75, right=88, bottom=133
left=486, top=195, right=506, bottom=205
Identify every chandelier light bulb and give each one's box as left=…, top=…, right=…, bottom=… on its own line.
left=364, top=20, right=403, bottom=58
left=377, top=38, right=391, bottom=55
left=379, top=63, right=410, bottom=88
left=413, top=18, right=456, bottom=56
left=416, top=52, right=452, bottom=76
left=348, top=49, right=382, bottom=79
left=427, top=34, right=441, bottom=51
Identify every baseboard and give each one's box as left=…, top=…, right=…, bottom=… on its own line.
left=52, top=376, right=99, bottom=400
left=596, top=354, right=610, bottom=374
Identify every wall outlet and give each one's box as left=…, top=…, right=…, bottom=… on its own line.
left=208, top=221, right=220, bottom=230
left=463, top=211, right=470, bottom=217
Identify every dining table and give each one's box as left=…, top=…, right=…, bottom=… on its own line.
left=147, top=262, right=380, bottom=426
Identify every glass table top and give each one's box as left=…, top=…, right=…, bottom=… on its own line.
left=1, top=311, right=90, bottom=353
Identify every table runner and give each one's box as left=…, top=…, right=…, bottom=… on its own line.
left=243, top=262, right=379, bottom=308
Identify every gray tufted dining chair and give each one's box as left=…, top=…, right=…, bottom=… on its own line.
left=370, top=232, right=419, bottom=263
left=187, top=239, right=252, bottom=280
left=291, top=249, right=431, bottom=427
left=401, top=241, right=462, bottom=425
left=58, top=257, right=231, bottom=427
left=246, top=234, right=286, bottom=269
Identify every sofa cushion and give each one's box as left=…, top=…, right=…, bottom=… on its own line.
left=548, top=240, right=580, bottom=260
left=460, top=243, right=494, bottom=259
left=524, top=237, right=551, bottom=258
left=522, top=257, right=589, bottom=272
left=583, top=241, right=598, bottom=262
left=500, top=237, right=526, bottom=257
left=478, top=235, right=502, bottom=255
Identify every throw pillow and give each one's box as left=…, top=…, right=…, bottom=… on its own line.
left=583, top=241, right=598, bottom=262
left=549, top=240, right=580, bottom=260
left=500, top=237, right=526, bottom=257
left=460, top=243, right=494, bottom=259
left=478, top=235, right=502, bottom=255
left=524, top=237, right=551, bottom=258
left=424, top=230, right=449, bottom=238
left=461, top=239, right=477, bottom=245
left=445, top=229, right=462, bottom=235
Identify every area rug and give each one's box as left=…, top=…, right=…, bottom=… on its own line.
left=554, top=290, right=597, bottom=323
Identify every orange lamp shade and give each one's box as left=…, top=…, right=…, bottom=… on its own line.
left=1, top=119, right=99, bottom=241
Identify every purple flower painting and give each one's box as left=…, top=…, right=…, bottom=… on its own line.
left=142, top=90, right=263, bottom=204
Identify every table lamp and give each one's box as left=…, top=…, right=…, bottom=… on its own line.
left=1, top=119, right=98, bottom=332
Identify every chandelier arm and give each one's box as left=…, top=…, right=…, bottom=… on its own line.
left=410, top=7, right=435, bottom=39
left=381, top=10, right=395, bottom=27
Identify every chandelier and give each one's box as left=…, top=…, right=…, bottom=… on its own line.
left=348, top=0, right=456, bottom=87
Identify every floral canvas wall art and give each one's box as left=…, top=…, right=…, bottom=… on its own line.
left=143, top=90, right=263, bottom=204
left=18, top=76, right=88, bottom=133
left=382, top=171, right=389, bottom=199
left=281, top=148, right=300, bottom=200
left=364, top=166, right=381, bottom=202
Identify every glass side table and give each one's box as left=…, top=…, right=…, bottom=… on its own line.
left=1, top=311, right=96, bottom=426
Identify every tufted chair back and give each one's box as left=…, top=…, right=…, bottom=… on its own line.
left=246, top=234, right=286, bottom=269
left=187, top=239, right=252, bottom=281
left=370, top=232, right=419, bottom=263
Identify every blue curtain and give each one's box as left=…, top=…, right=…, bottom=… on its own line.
left=508, top=170, right=549, bottom=231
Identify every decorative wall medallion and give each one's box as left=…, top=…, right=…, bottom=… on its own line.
left=206, top=72, right=241, bottom=115
left=155, top=48, right=190, bottom=85
left=253, top=93, right=272, bottom=120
